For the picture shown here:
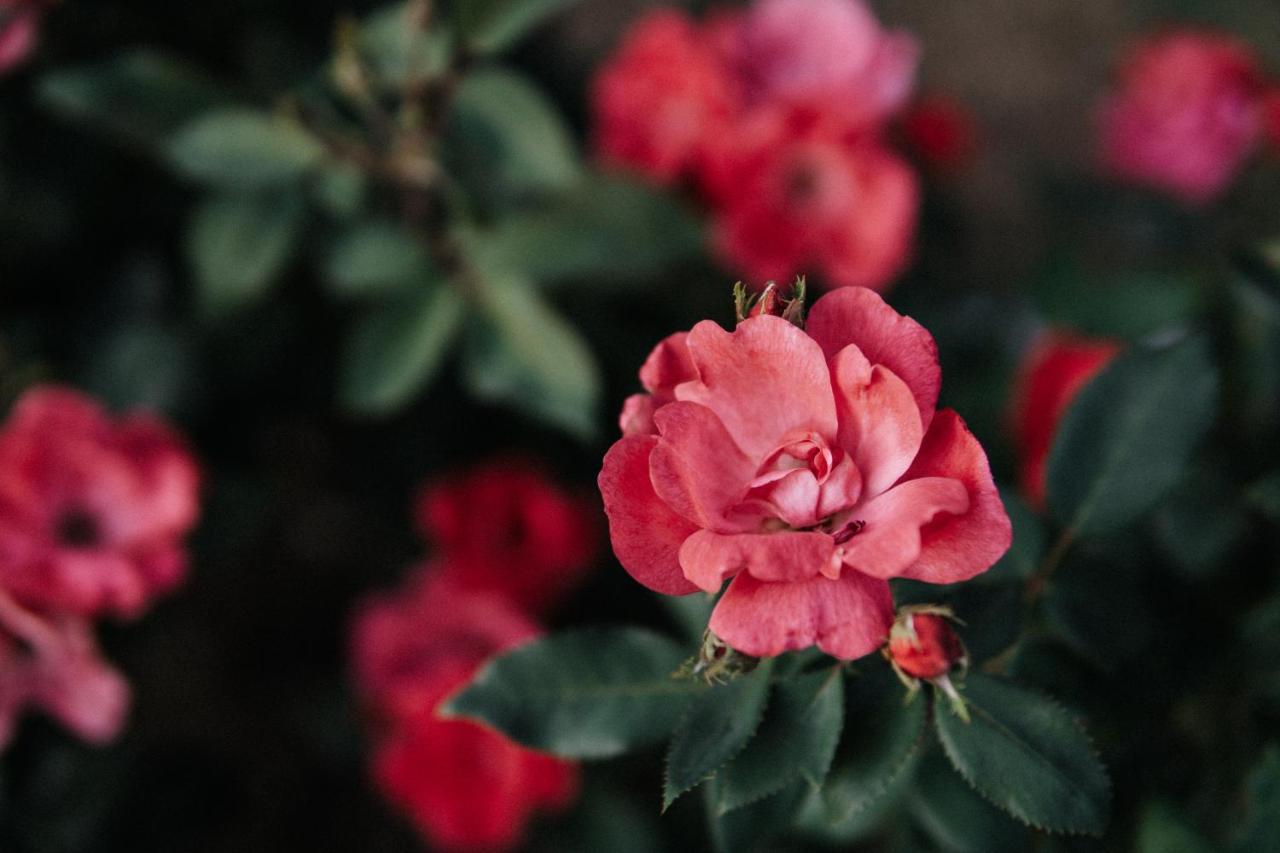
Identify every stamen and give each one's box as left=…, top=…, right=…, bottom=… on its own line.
left=832, top=519, right=865, bottom=544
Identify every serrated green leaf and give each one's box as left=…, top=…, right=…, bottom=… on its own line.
left=37, top=50, right=230, bottom=147
left=324, top=221, right=433, bottom=297
left=717, top=666, right=843, bottom=814
left=167, top=109, right=327, bottom=190
left=453, top=0, right=579, bottom=54
left=186, top=192, right=305, bottom=317
left=933, top=672, right=1110, bottom=835
left=664, top=660, right=774, bottom=810
left=1137, top=801, right=1214, bottom=853
left=338, top=280, right=463, bottom=415
left=442, top=628, right=698, bottom=759
left=461, top=268, right=601, bottom=440
left=1047, top=335, right=1218, bottom=537
left=705, top=777, right=808, bottom=853
left=443, top=68, right=579, bottom=210
left=1232, top=747, right=1280, bottom=853
left=820, top=668, right=927, bottom=826
left=478, top=173, right=703, bottom=286
left=908, top=750, right=1028, bottom=853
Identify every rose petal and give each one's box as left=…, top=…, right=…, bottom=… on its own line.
left=837, top=477, right=969, bottom=579
left=640, top=332, right=698, bottom=395
left=709, top=570, right=892, bottom=660
left=619, top=393, right=659, bottom=436
left=897, top=409, right=1012, bottom=584
left=650, top=402, right=759, bottom=532
left=830, top=344, right=924, bottom=498
left=599, top=436, right=700, bottom=595
left=806, top=287, right=940, bottom=427
left=677, top=316, right=838, bottom=459
left=678, top=529, right=836, bottom=592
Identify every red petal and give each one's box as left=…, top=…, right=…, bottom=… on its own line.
left=678, top=529, right=836, bottom=592
left=650, top=402, right=758, bottom=532
left=830, top=345, right=924, bottom=498
left=837, top=476, right=969, bottom=579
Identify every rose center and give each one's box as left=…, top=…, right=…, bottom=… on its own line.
left=55, top=508, right=102, bottom=549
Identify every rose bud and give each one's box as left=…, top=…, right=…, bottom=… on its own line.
left=885, top=605, right=970, bottom=720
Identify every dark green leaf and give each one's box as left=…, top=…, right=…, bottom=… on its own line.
left=908, top=750, right=1028, bottom=853
left=1232, top=747, right=1280, bottom=853
left=717, top=666, right=844, bottom=814
left=37, top=50, right=230, bottom=147
left=338, top=280, right=463, bottom=415
left=186, top=192, right=306, bottom=317
left=478, top=174, right=704, bottom=285
left=1034, top=261, right=1200, bottom=339
left=933, top=672, right=1110, bottom=835
left=820, top=668, right=927, bottom=826
left=461, top=268, right=601, bottom=439
left=324, top=221, right=433, bottom=297
left=443, top=68, right=579, bottom=209
left=660, top=592, right=714, bottom=644
left=705, top=776, right=807, bottom=853
left=1043, top=542, right=1152, bottom=670
left=442, top=628, right=698, bottom=759
left=356, top=3, right=452, bottom=89
left=664, top=660, right=774, bottom=810
left=1248, top=472, right=1280, bottom=521
left=536, top=781, right=662, bottom=853
left=453, top=0, right=580, bottom=54
left=167, top=109, right=327, bottom=189
left=983, top=489, right=1043, bottom=584
left=1047, top=336, right=1218, bottom=537
left=312, top=163, right=367, bottom=219
left=1137, top=801, right=1214, bottom=853
left=1152, top=468, right=1246, bottom=579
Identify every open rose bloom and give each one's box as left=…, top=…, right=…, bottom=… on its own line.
left=600, top=288, right=1011, bottom=659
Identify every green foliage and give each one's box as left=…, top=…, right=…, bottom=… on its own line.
left=451, top=0, right=581, bottom=55
left=442, top=628, right=698, bottom=759
left=186, top=192, right=306, bottom=317
left=1152, top=467, right=1247, bottom=579
left=1042, top=542, right=1153, bottom=669
left=36, top=50, right=230, bottom=146
left=982, top=489, right=1043, bottom=583
left=323, top=221, right=434, bottom=298
left=715, top=666, right=844, bottom=814
left=1232, top=747, right=1280, bottom=853
left=338, top=281, right=463, bottom=415
left=663, top=660, right=774, bottom=810
left=167, top=109, right=328, bottom=190
left=908, top=751, right=1028, bottom=853
left=1047, top=335, right=1219, bottom=537
left=1136, top=801, right=1214, bottom=853
left=933, top=673, right=1110, bottom=835
left=1034, top=262, right=1200, bottom=339
left=704, top=779, right=809, bottom=853
left=355, top=3, right=453, bottom=89
left=462, top=267, right=601, bottom=440
left=1248, top=471, right=1280, bottom=521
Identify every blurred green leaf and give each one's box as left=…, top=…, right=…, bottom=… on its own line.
left=478, top=173, right=704, bottom=285
left=537, top=782, right=663, bottom=853
left=660, top=593, right=715, bottom=644
left=717, top=666, right=843, bottom=814
left=186, top=192, right=306, bottom=317
left=453, top=0, right=579, bottom=54
left=1137, top=801, right=1214, bottom=853
left=1152, top=468, right=1246, bottom=579
left=442, top=628, right=698, bottom=759
left=981, top=489, right=1042, bottom=584
left=1043, top=543, right=1153, bottom=669
left=167, top=109, right=327, bottom=190
left=81, top=322, right=197, bottom=415
left=664, top=660, right=774, bottom=809
left=705, top=778, right=808, bottom=853
left=323, top=221, right=433, bottom=297
left=462, top=268, right=601, bottom=439
left=311, top=163, right=367, bottom=219
left=934, top=672, right=1110, bottom=835
left=37, top=50, right=231, bottom=147
left=1047, top=336, right=1218, bottom=537
left=908, top=750, right=1028, bottom=853
left=1248, top=472, right=1280, bottom=521
left=819, top=668, right=927, bottom=826
left=1034, top=262, right=1200, bottom=339
left=1232, top=747, right=1280, bottom=853
left=444, top=68, right=580, bottom=209
left=338, top=279, right=463, bottom=415
left=356, top=2, right=452, bottom=88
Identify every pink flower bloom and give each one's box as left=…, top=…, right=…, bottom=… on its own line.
left=0, top=1, right=43, bottom=76
left=414, top=458, right=597, bottom=614
left=599, top=288, right=1011, bottom=660
left=704, top=109, right=919, bottom=291
left=901, top=95, right=980, bottom=172
left=1097, top=29, right=1264, bottom=205
left=351, top=570, right=578, bottom=851
left=733, top=0, right=919, bottom=128
left=591, top=8, right=738, bottom=183
left=619, top=332, right=697, bottom=436
left=0, top=386, right=201, bottom=618
left=0, top=588, right=129, bottom=747
left=1010, top=332, right=1121, bottom=510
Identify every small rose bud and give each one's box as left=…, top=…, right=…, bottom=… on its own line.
left=887, top=609, right=965, bottom=679
left=734, top=277, right=807, bottom=326
left=675, top=628, right=759, bottom=684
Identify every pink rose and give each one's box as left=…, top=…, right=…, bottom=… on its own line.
left=590, top=8, right=738, bottom=183
left=704, top=108, right=919, bottom=291
left=0, top=386, right=202, bottom=618
left=599, top=288, right=1011, bottom=660
left=733, top=0, right=919, bottom=128
left=1097, top=29, right=1265, bottom=205
left=0, top=1, right=42, bottom=76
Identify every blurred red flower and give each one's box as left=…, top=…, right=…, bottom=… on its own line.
left=1011, top=332, right=1121, bottom=509
left=414, top=458, right=597, bottom=615
left=0, top=1, right=44, bottom=75
left=1097, top=29, right=1265, bottom=205
left=599, top=288, right=1010, bottom=659
left=351, top=570, right=578, bottom=851
left=901, top=95, right=980, bottom=172
left=0, top=387, right=201, bottom=618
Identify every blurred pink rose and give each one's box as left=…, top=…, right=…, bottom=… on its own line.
left=599, top=288, right=1010, bottom=659
left=0, top=0, right=47, bottom=76
left=901, top=95, right=980, bottom=173
left=1098, top=30, right=1265, bottom=205
left=0, top=386, right=201, bottom=618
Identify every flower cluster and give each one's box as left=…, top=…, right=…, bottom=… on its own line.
left=592, top=0, right=921, bottom=291
left=1097, top=28, right=1280, bottom=204
left=351, top=459, right=597, bottom=851
left=0, top=386, right=201, bottom=746
left=600, top=287, right=1011, bottom=660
